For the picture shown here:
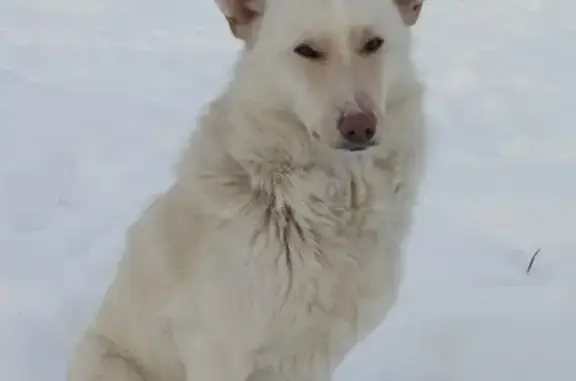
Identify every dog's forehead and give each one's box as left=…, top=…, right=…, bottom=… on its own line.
left=265, top=0, right=399, bottom=44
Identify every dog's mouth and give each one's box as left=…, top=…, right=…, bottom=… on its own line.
left=336, top=140, right=377, bottom=152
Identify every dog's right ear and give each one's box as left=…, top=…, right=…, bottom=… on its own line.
left=214, top=0, right=263, bottom=40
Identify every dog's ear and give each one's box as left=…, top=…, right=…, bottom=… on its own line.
left=394, top=0, right=423, bottom=26
left=214, top=0, right=263, bottom=40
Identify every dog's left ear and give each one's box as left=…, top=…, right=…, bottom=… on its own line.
left=394, top=0, right=423, bottom=26
left=214, top=0, right=263, bottom=40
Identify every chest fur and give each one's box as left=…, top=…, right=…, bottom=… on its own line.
left=233, top=158, right=406, bottom=325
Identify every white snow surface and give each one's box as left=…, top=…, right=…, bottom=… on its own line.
left=1, top=0, right=576, bottom=380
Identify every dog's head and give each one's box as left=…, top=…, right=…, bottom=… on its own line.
left=215, top=0, right=422, bottom=152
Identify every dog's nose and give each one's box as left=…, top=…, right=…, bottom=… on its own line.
left=338, top=111, right=377, bottom=145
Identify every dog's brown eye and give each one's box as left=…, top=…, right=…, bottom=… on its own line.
left=361, top=37, right=384, bottom=55
left=294, top=43, right=325, bottom=60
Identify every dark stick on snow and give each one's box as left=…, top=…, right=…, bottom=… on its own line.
left=526, top=248, right=542, bottom=275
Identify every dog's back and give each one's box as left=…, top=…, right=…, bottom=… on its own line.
left=67, top=1, right=426, bottom=380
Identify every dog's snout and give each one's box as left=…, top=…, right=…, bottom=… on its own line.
left=338, top=111, right=376, bottom=146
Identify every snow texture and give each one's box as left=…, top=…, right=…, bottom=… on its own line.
left=1, top=0, right=575, bottom=380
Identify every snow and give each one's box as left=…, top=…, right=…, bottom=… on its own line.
left=1, top=0, right=575, bottom=380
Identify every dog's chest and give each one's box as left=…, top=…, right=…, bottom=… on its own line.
left=239, top=162, right=407, bottom=355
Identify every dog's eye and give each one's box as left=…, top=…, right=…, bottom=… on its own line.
left=294, top=43, right=325, bottom=60
left=360, top=37, right=384, bottom=55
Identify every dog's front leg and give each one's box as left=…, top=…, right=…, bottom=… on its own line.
left=174, top=328, right=254, bottom=381
left=178, top=343, right=253, bottom=381
left=245, top=346, right=334, bottom=381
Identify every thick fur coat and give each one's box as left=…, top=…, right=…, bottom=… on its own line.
left=67, top=0, right=427, bottom=380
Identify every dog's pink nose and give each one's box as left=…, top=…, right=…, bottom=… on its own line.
left=338, top=111, right=377, bottom=145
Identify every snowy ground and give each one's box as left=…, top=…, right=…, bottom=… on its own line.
left=1, top=0, right=576, bottom=380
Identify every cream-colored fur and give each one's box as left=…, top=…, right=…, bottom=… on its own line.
left=66, top=0, right=427, bottom=380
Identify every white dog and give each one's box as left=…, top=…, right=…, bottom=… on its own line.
left=67, top=0, right=426, bottom=380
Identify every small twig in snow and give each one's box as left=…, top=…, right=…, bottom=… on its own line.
left=526, top=248, right=542, bottom=275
